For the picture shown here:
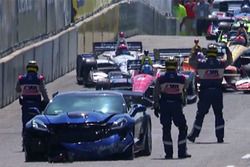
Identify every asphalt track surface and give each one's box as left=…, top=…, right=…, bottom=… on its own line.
left=1, top=35, right=250, bottom=167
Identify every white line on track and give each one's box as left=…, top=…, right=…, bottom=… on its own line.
left=242, top=154, right=250, bottom=159
left=226, top=165, right=235, bottom=167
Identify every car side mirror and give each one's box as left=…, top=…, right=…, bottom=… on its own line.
left=52, top=91, right=59, bottom=98
left=130, top=104, right=146, bottom=117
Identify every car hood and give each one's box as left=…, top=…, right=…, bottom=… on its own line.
left=45, top=111, right=115, bottom=124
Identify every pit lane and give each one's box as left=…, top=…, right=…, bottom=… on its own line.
left=1, top=35, right=250, bottom=167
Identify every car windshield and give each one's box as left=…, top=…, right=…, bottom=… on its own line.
left=44, top=94, right=126, bottom=115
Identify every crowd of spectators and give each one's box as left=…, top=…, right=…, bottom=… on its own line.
left=171, top=0, right=213, bottom=36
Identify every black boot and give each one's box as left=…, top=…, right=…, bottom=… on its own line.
left=217, top=138, right=224, bottom=143
left=165, top=155, right=173, bottom=159
left=178, top=153, right=192, bottom=159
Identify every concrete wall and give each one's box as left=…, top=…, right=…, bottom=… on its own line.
left=0, top=27, right=77, bottom=108
left=0, top=0, right=178, bottom=108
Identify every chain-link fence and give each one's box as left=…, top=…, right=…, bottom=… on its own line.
left=0, top=0, right=120, bottom=59
left=132, top=0, right=172, bottom=16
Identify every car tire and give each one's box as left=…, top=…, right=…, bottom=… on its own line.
left=24, top=146, right=36, bottom=162
left=243, top=90, right=250, bottom=94
left=77, top=79, right=83, bottom=85
left=141, top=121, right=152, bottom=156
left=122, top=144, right=134, bottom=160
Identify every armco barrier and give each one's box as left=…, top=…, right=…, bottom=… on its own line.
left=34, top=41, right=53, bottom=83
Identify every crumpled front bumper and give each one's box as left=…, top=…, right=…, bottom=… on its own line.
left=56, top=133, right=134, bottom=160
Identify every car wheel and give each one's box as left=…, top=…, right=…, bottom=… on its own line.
left=141, top=122, right=152, bottom=156
left=77, top=79, right=83, bottom=85
left=24, top=146, right=36, bottom=162
left=122, top=144, right=134, bottom=160
left=243, top=90, right=250, bottom=94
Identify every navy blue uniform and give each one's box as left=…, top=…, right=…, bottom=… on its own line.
left=188, top=57, right=225, bottom=142
left=16, top=72, right=49, bottom=135
left=154, top=71, right=188, bottom=157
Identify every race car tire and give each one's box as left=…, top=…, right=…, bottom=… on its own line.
left=243, top=90, right=250, bottom=94
left=77, top=79, right=83, bottom=85
left=96, top=79, right=110, bottom=90
left=79, top=58, right=97, bottom=85
left=141, top=121, right=152, bottom=156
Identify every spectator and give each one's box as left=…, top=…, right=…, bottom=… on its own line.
left=172, top=0, right=187, bottom=35
left=194, top=0, right=210, bottom=36
left=184, top=0, right=196, bottom=35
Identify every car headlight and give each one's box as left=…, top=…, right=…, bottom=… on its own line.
left=111, top=118, right=127, bottom=130
left=31, top=119, right=48, bottom=131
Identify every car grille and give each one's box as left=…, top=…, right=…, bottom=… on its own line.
left=48, top=123, right=113, bottom=142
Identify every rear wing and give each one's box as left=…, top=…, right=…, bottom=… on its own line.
left=153, top=48, right=192, bottom=61
left=93, top=41, right=143, bottom=55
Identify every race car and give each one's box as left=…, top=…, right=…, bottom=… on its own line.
left=127, top=59, right=156, bottom=100
left=127, top=49, right=198, bottom=104
left=23, top=90, right=152, bottom=162
left=95, top=71, right=132, bottom=90
left=235, top=49, right=250, bottom=92
left=76, top=41, right=142, bottom=86
left=153, top=48, right=198, bottom=104
left=222, top=42, right=249, bottom=89
left=206, top=13, right=234, bottom=40
left=88, top=59, right=119, bottom=86
left=212, top=0, right=243, bottom=14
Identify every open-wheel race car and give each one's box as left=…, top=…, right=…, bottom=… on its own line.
left=153, top=48, right=198, bottom=104
left=126, top=48, right=198, bottom=105
left=76, top=41, right=142, bottom=87
left=234, top=49, right=250, bottom=92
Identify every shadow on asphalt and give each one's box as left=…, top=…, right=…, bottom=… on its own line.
left=151, top=157, right=190, bottom=160
left=192, top=141, right=229, bottom=144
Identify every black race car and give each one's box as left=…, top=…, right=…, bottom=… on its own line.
left=76, top=41, right=142, bottom=86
